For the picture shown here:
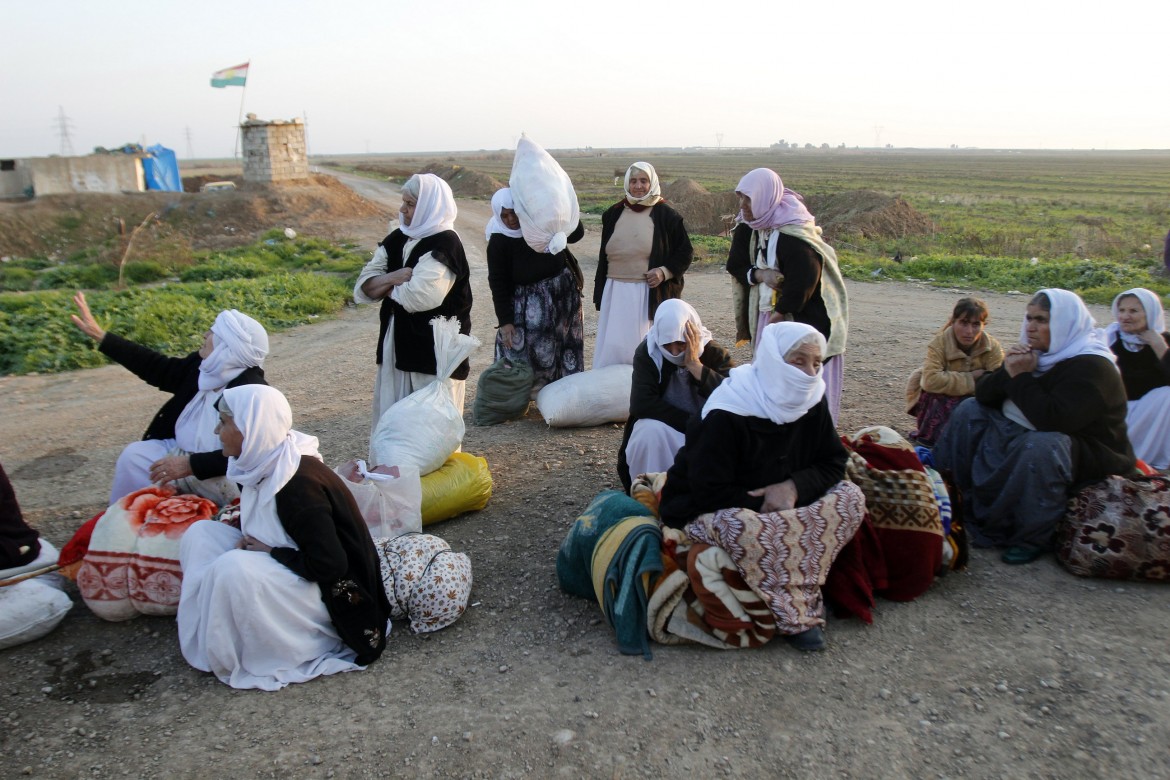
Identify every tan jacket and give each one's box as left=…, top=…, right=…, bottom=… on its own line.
left=905, top=326, right=1004, bottom=412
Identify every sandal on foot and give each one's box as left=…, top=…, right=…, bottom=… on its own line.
left=1001, top=546, right=1044, bottom=565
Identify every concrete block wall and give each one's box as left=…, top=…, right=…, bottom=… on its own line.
left=241, top=119, right=309, bottom=182
left=19, top=156, right=144, bottom=196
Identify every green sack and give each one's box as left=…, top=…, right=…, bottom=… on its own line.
left=473, top=355, right=534, bottom=426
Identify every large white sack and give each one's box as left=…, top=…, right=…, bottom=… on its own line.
left=509, top=135, right=581, bottom=255
left=0, top=578, right=72, bottom=650
left=371, top=317, right=480, bottom=475
left=536, top=364, right=633, bottom=427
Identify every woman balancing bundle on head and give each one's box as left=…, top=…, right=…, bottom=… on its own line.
left=485, top=186, right=585, bottom=394
left=905, top=297, right=1005, bottom=446
left=592, top=162, right=693, bottom=368
left=1105, top=288, right=1170, bottom=471
left=178, top=385, right=390, bottom=690
left=354, top=174, right=473, bottom=456
left=71, top=293, right=268, bottom=506
left=934, top=289, right=1137, bottom=565
left=726, top=168, right=849, bottom=423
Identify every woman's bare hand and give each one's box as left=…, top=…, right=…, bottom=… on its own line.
left=149, top=455, right=193, bottom=485
left=644, top=267, right=666, bottom=288
left=748, top=479, right=798, bottom=513
left=70, top=292, right=106, bottom=342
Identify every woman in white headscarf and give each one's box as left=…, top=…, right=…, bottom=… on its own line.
left=935, top=289, right=1137, bottom=565
left=726, top=168, right=849, bottom=423
left=658, top=321, right=857, bottom=651
left=593, top=162, right=693, bottom=368
left=70, top=293, right=268, bottom=505
left=177, top=385, right=390, bottom=691
left=616, top=299, right=732, bottom=491
left=1106, top=288, right=1170, bottom=470
left=486, top=186, right=585, bottom=393
left=354, top=173, right=473, bottom=437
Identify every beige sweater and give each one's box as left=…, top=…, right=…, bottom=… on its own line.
left=905, top=326, right=1004, bottom=412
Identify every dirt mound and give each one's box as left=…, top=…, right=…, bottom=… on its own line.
left=662, top=178, right=740, bottom=235
left=805, top=190, right=935, bottom=242
left=421, top=163, right=504, bottom=199
left=0, top=175, right=389, bottom=262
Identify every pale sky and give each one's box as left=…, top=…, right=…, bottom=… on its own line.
left=3, top=0, right=1166, bottom=159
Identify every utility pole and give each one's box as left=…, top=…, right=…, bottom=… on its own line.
left=54, top=106, right=75, bottom=156
left=716, top=132, right=724, bottom=151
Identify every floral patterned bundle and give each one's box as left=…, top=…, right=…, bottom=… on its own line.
left=1057, top=475, right=1170, bottom=582
left=77, top=487, right=217, bottom=620
left=373, top=533, right=472, bottom=634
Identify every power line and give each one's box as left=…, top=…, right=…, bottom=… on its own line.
left=54, top=106, right=75, bottom=156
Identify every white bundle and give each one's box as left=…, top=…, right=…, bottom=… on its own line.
left=371, top=317, right=480, bottom=475
left=509, top=135, right=581, bottom=255
left=536, top=364, right=634, bottom=427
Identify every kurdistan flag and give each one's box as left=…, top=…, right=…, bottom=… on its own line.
left=210, top=62, right=249, bottom=88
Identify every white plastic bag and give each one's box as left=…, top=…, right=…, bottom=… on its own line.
left=536, top=364, right=633, bottom=427
left=371, top=317, right=480, bottom=475
left=0, top=578, right=72, bottom=650
left=509, top=135, right=581, bottom=255
left=334, top=460, right=423, bottom=539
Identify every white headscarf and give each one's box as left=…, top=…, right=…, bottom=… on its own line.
left=624, top=162, right=662, bottom=208
left=1105, top=287, right=1166, bottom=352
left=174, top=310, right=269, bottom=453
left=702, top=322, right=826, bottom=425
left=220, top=385, right=321, bottom=549
left=1025, top=288, right=1116, bottom=375
left=400, top=173, right=458, bottom=240
left=645, top=299, right=712, bottom=378
left=485, top=187, right=524, bottom=241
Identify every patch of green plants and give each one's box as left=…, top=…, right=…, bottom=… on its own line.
left=690, top=234, right=731, bottom=265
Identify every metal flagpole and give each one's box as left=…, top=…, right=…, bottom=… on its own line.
left=233, top=61, right=250, bottom=161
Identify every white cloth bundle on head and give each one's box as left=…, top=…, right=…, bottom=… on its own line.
left=702, top=322, right=826, bottom=425
left=400, top=174, right=458, bottom=240
left=508, top=135, right=580, bottom=254
left=646, top=299, right=712, bottom=378
left=175, top=310, right=269, bottom=454
left=624, top=162, right=662, bottom=208
left=484, top=187, right=524, bottom=241
left=221, top=385, right=322, bottom=549
left=1105, top=287, right=1166, bottom=352
left=1025, top=288, right=1116, bottom=374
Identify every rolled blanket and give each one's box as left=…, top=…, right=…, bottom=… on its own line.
left=684, top=480, right=866, bottom=634
left=557, top=490, right=654, bottom=599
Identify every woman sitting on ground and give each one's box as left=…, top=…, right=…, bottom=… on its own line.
left=905, top=296, right=1004, bottom=446
left=659, top=322, right=857, bottom=651
left=1106, top=288, right=1170, bottom=471
left=178, top=385, right=390, bottom=691
left=617, top=299, right=732, bottom=491
left=934, top=289, right=1137, bottom=565
left=486, top=186, right=585, bottom=394
left=71, top=293, right=268, bottom=505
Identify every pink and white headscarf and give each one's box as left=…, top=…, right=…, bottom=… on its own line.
left=735, top=168, right=813, bottom=230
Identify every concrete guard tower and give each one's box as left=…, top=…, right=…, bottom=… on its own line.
left=240, top=114, right=309, bottom=182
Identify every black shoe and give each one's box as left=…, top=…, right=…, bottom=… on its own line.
left=783, top=626, right=826, bottom=652
left=1001, top=546, right=1044, bottom=565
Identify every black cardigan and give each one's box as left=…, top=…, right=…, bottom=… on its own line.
left=271, top=457, right=391, bottom=666
left=1111, top=334, right=1170, bottom=400
left=487, top=222, right=584, bottom=327
left=98, top=332, right=267, bottom=480
left=975, top=354, right=1135, bottom=482
left=594, top=202, right=692, bottom=317
left=725, top=223, right=832, bottom=344
left=617, top=339, right=734, bottom=491
left=658, top=401, right=847, bottom=529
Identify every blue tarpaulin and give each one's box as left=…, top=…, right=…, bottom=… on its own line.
left=142, top=145, right=182, bottom=192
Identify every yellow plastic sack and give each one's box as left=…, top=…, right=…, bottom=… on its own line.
left=420, top=452, right=493, bottom=525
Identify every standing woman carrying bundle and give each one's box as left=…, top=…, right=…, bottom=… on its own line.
left=593, top=162, right=693, bottom=368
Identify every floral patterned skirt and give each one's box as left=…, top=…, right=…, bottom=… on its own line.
left=495, top=266, right=584, bottom=391
left=909, top=391, right=967, bottom=446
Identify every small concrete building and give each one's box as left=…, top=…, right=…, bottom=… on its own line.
left=0, top=154, right=144, bottom=199
left=240, top=115, right=309, bottom=183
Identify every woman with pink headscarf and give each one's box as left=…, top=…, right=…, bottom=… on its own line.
left=726, top=168, right=849, bottom=423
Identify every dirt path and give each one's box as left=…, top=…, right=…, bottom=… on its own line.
left=1, top=178, right=1167, bottom=779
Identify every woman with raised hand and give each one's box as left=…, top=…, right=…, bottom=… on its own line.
left=354, top=173, right=473, bottom=431
left=178, top=384, right=390, bottom=690
left=71, top=293, right=268, bottom=505
left=593, top=162, right=692, bottom=368
left=934, top=289, right=1137, bottom=565
left=1106, top=288, right=1170, bottom=470
left=726, top=168, right=849, bottom=423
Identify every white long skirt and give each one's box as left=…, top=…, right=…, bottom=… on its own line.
left=593, top=279, right=650, bottom=369
left=177, top=520, right=362, bottom=691
left=1127, top=387, right=1170, bottom=470
left=626, top=419, right=686, bottom=480
left=110, top=439, right=237, bottom=506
